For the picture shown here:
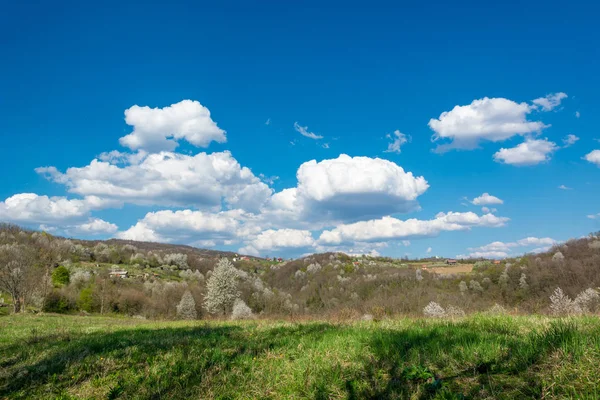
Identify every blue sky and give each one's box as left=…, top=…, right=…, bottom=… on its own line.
left=1, top=1, right=599, bottom=258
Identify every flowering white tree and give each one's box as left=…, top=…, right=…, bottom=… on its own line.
left=518, top=273, right=528, bottom=290
left=549, top=287, right=578, bottom=316
left=459, top=281, right=468, bottom=295
left=177, top=290, right=197, bottom=320
left=469, top=280, right=483, bottom=293
left=231, top=298, right=254, bottom=320
left=204, top=258, right=240, bottom=315
left=164, top=253, right=189, bottom=269
left=415, top=269, right=423, bottom=281
left=552, top=251, right=565, bottom=263
left=574, top=288, right=600, bottom=313
left=423, top=301, right=446, bottom=318
left=498, top=269, right=509, bottom=289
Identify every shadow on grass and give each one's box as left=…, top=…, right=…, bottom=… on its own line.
left=0, top=317, right=591, bottom=399
left=0, top=322, right=339, bottom=398
left=343, top=318, right=582, bottom=399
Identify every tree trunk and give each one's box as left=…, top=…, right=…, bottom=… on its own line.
left=12, top=296, right=21, bottom=313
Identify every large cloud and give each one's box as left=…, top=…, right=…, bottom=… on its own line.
left=239, top=228, right=316, bottom=256
left=0, top=193, right=117, bottom=234
left=37, top=151, right=272, bottom=213
left=493, top=139, right=558, bottom=166
left=265, top=154, right=429, bottom=225
left=119, top=100, right=226, bottom=152
left=318, top=211, right=508, bottom=245
left=429, top=97, right=548, bottom=151
left=116, top=209, right=255, bottom=244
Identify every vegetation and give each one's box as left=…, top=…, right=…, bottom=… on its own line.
left=1, top=224, right=600, bottom=320
left=1, top=314, right=600, bottom=399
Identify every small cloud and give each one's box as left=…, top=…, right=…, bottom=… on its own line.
left=402, top=240, right=411, bottom=246
left=472, top=193, right=504, bottom=205
left=584, top=150, right=600, bottom=167
left=562, top=134, right=579, bottom=147
left=259, top=174, right=279, bottom=185
left=426, top=247, right=432, bottom=254
left=481, top=207, right=490, bottom=213
left=494, top=138, right=558, bottom=166
left=384, top=130, right=409, bottom=154
left=575, top=111, right=581, bottom=118
left=294, top=122, right=323, bottom=140
left=290, top=140, right=297, bottom=146
left=265, top=118, right=271, bottom=126
left=531, top=92, right=568, bottom=112
left=588, top=213, right=600, bottom=220
left=322, top=143, right=330, bottom=149
left=558, top=185, right=572, bottom=190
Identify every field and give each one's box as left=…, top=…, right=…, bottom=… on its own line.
left=1, top=315, right=600, bottom=399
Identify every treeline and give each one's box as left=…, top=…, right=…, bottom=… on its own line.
left=1, top=223, right=600, bottom=320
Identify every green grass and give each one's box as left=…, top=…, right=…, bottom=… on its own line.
left=1, top=315, right=600, bottom=399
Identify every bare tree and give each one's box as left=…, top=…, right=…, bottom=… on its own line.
left=0, top=244, right=33, bottom=313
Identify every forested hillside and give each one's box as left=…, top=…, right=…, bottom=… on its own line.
left=1, top=223, right=599, bottom=320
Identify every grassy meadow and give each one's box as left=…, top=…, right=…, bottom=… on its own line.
left=1, top=314, right=600, bottom=399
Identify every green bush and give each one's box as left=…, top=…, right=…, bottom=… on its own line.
left=77, top=286, right=94, bottom=312
left=52, top=266, right=70, bottom=287
left=43, top=291, right=73, bottom=313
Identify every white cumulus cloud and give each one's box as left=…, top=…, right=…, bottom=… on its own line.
left=37, top=151, right=272, bottom=213
left=118, top=100, right=226, bottom=152
left=0, top=193, right=117, bottom=234
left=318, top=211, right=508, bottom=245
left=116, top=209, right=253, bottom=245
left=493, top=139, right=558, bottom=166
left=429, top=97, right=548, bottom=151
left=472, top=193, right=504, bottom=205
left=265, top=154, right=429, bottom=225
left=584, top=150, right=600, bottom=167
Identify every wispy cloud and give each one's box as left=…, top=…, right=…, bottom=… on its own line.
left=294, top=122, right=323, bottom=140
left=384, top=130, right=409, bottom=154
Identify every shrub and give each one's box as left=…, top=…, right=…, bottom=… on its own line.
left=459, top=281, right=468, bottom=295
left=43, top=291, right=73, bottom=313
left=77, top=286, right=94, bottom=312
left=423, top=302, right=445, bottom=318
left=488, top=303, right=507, bottom=315
left=231, top=299, right=254, bottom=320
left=51, top=266, right=70, bottom=287
left=446, top=305, right=465, bottom=317
left=204, top=258, right=240, bottom=315
left=469, top=280, right=483, bottom=293
left=177, top=290, right=197, bottom=320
